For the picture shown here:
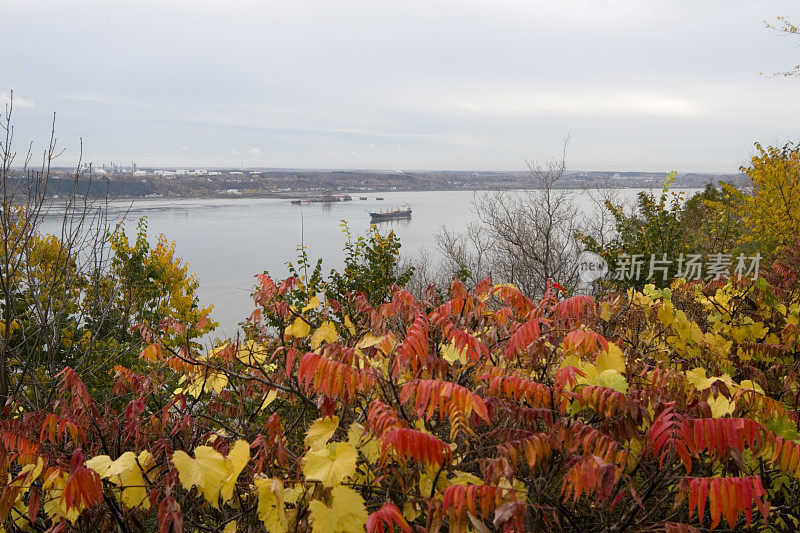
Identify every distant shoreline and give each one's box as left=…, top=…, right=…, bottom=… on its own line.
left=10, top=168, right=745, bottom=203
left=39, top=183, right=722, bottom=204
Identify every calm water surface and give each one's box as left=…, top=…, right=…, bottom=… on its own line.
left=45, top=189, right=698, bottom=336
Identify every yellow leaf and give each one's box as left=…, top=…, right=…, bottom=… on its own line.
left=657, top=301, right=674, bottom=326
left=684, top=368, right=738, bottom=418
left=730, top=326, right=748, bottom=344
left=285, top=317, right=311, bottom=339
left=356, top=332, right=398, bottom=354
left=625, top=438, right=643, bottom=471
left=596, top=343, right=626, bottom=374
left=308, top=485, right=367, bottom=533
left=708, top=393, right=737, bottom=418
left=172, top=447, right=225, bottom=506
left=21, top=457, right=45, bottom=485
left=440, top=340, right=468, bottom=365
left=347, top=423, right=380, bottom=464
left=182, top=371, right=228, bottom=398
left=403, top=502, right=421, bottom=523
left=42, top=471, right=81, bottom=523
left=497, top=476, right=528, bottom=501
left=284, top=484, right=303, bottom=505
left=493, top=282, right=518, bottom=292
left=449, top=470, right=483, bottom=486
left=350, top=462, right=374, bottom=486
left=138, top=450, right=159, bottom=481
left=750, top=322, right=769, bottom=339
left=236, top=340, right=268, bottom=365
left=302, top=295, right=321, bottom=313
left=211, top=342, right=230, bottom=358
left=222, top=521, right=237, bottom=533
left=419, top=465, right=449, bottom=497
left=599, top=302, right=613, bottom=322
left=685, top=368, right=736, bottom=392
left=305, top=416, right=339, bottom=450
left=0, top=318, right=19, bottom=338
left=118, top=453, right=151, bottom=509
left=255, top=476, right=287, bottom=533
left=344, top=315, right=356, bottom=336
left=172, top=440, right=249, bottom=508
left=208, top=372, right=229, bottom=394
left=311, top=321, right=338, bottom=350
left=8, top=498, right=30, bottom=530
left=221, top=440, right=250, bottom=503
left=4, top=455, right=45, bottom=528
left=303, top=442, right=357, bottom=487
left=685, top=368, right=712, bottom=390
left=85, top=455, right=113, bottom=477
left=260, top=389, right=278, bottom=411
left=739, top=380, right=765, bottom=394
left=356, top=333, right=382, bottom=349
left=88, top=451, right=151, bottom=509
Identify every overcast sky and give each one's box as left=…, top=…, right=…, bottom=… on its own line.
left=4, top=0, right=800, bottom=172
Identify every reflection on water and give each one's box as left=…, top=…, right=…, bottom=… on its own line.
left=371, top=218, right=412, bottom=230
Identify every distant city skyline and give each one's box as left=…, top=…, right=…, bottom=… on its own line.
left=4, top=0, right=800, bottom=173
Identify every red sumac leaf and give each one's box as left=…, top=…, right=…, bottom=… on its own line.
left=367, top=502, right=411, bottom=533
left=381, top=427, right=452, bottom=467
left=682, top=476, right=768, bottom=529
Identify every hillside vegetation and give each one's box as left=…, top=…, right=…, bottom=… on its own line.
left=2, top=142, right=800, bottom=532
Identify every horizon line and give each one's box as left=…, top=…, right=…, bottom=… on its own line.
left=35, top=165, right=745, bottom=176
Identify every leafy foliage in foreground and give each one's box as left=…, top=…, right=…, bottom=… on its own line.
left=4, top=243, right=800, bottom=531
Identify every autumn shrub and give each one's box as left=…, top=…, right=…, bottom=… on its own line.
left=579, top=174, right=748, bottom=292
left=108, top=218, right=216, bottom=350
left=251, top=222, right=413, bottom=339
left=739, top=142, right=800, bottom=259
left=0, top=207, right=215, bottom=411
left=5, top=238, right=800, bottom=531
left=325, top=222, right=413, bottom=307
left=583, top=142, right=800, bottom=292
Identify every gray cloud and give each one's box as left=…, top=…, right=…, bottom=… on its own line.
left=3, top=0, right=800, bottom=172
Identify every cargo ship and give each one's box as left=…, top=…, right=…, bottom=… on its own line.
left=370, top=204, right=411, bottom=222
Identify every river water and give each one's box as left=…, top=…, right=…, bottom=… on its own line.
left=42, top=188, right=699, bottom=336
